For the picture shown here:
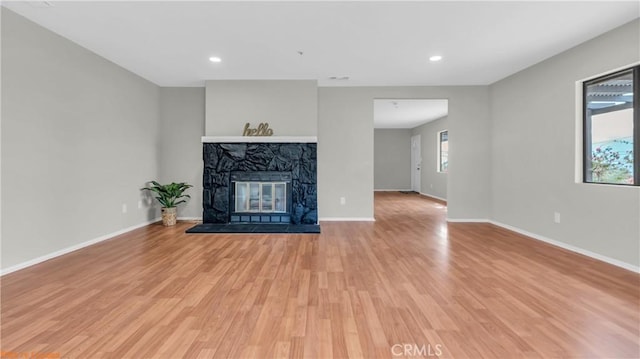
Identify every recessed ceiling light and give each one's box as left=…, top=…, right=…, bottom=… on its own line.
left=209, top=57, right=222, bottom=63
left=429, top=55, right=443, bottom=62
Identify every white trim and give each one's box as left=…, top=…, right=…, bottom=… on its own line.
left=374, top=189, right=412, bottom=192
left=489, top=220, right=640, bottom=273
left=202, top=136, right=317, bottom=143
left=320, top=217, right=376, bottom=222
left=446, top=218, right=489, bottom=223
left=419, top=192, right=447, bottom=202
left=0, top=218, right=160, bottom=276
left=177, top=217, right=202, bottom=221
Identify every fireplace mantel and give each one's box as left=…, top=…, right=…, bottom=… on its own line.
left=201, top=136, right=317, bottom=143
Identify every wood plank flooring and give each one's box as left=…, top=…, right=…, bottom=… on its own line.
left=1, top=191, right=638, bottom=358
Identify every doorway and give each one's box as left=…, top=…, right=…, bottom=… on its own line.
left=373, top=98, right=449, bottom=206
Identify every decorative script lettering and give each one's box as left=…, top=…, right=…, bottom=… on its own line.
left=243, top=122, right=274, bottom=136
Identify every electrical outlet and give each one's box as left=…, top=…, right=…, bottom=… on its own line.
left=554, top=212, right=560, bottom=223
left=430, top=184, right=433, bottom=189
left=122, top=204, right=128, bottom=214
left=137, top=200, right=142, bottom=209
left=340, top=197, right=346, bottom=205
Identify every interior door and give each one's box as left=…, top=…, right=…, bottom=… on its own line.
left=411, top=134, right=421, bottom=193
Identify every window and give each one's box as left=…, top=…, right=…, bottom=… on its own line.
left=438, top=130, right=448, bottom=173
left=583, top=65, right=639, bottom=185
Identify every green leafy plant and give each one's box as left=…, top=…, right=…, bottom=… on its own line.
left=590, top=146, right=633, bottom=184
left=141, top=181, right=193, bottom=208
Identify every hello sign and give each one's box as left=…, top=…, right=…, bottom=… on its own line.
left=243, top=122, right=274, bottom=136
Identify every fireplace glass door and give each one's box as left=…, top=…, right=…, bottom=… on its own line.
left=235, top=182, right=287, bottom=213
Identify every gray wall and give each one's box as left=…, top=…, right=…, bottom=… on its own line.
left=490, top=19, right=640, bottom=267
left=374, top=129, right=411, bottom=190
left=1, top=9, right=160, bottom=270
left=159, top=88, right=205, bottom=219
left=318, top=88, right=375, bottom=219
left=319, top=87, right=490, bottom=220
left=412, top=116, right=448, bottom=200
left=205, top=80, right=318, bottom=136
left=5, top=7, right=636, bottom=272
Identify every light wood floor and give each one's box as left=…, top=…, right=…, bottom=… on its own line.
left=1, top=192, right=638, bottom=358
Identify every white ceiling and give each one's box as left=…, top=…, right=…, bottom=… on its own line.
left=3, top=1, right=639, bottom=87
left=374, top=99, right=448, bottom=129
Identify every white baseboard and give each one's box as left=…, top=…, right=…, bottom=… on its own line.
left=447, top=218, right=489, bottom=223
left=419, top=192, right=447, bottom=202
left=0, top=218, right=160, bottom=276
left=374, top=189, right=412, bottom=192
left=489, top=220, right=640, bottom=273
left=177, top=217, right=202, bottom=221
left=320, top=217, right=376, bottom=222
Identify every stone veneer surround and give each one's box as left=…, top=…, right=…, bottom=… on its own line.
left=203, top=141, right=317, bottom=225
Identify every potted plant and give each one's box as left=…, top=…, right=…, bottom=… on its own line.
left=141, top=181, right=193, bottom=226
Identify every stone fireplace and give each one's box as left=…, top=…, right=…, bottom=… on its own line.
left=202, top=139, right=318, bottom=226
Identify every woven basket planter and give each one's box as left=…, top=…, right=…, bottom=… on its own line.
left=161, top=207, right=177, bottom=226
